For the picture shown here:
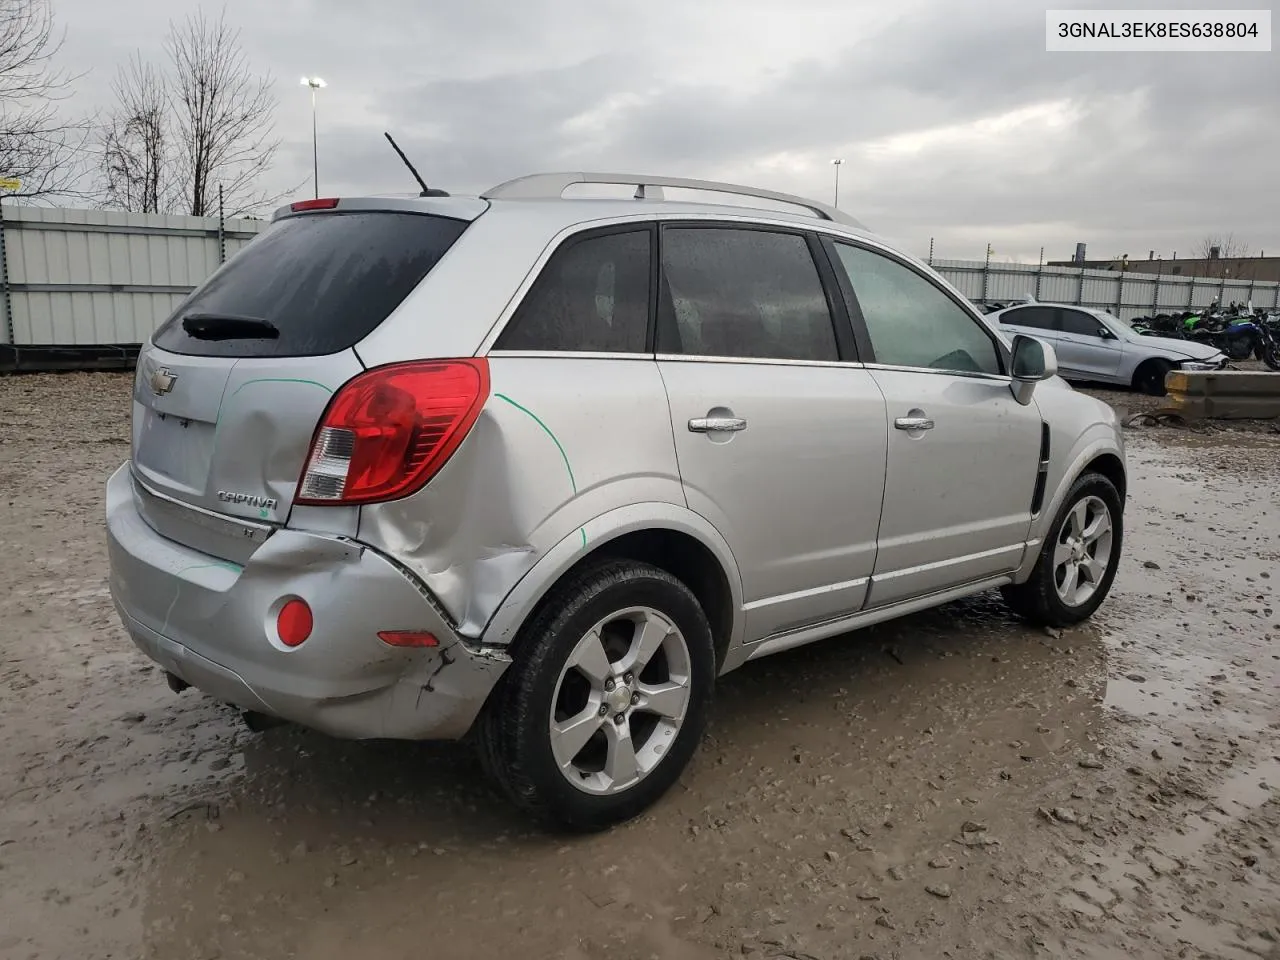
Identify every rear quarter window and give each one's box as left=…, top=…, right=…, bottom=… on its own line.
left=152, top=212, right=468, bottom=358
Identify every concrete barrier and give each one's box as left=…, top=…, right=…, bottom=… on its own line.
left=1164, top=369, right=1280, bottom=420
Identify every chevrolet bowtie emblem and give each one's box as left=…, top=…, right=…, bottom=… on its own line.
left=150, top=367, right=178, bottom=396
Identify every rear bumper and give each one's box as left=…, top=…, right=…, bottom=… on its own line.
left=105, top=462, right=510, bottom=740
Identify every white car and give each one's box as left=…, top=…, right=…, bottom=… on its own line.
left=987, top=301, right=1228, bottom=395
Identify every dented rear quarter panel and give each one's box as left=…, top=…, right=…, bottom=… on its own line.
left=354, top=356, right=690, bottom=639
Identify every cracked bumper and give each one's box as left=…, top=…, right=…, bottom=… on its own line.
left=105, top=463, right=510, bottom=740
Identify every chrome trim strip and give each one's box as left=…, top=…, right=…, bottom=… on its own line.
left=746, top=574, right=1013, bottom=661
left=863, top=362, right=1012, bottom=383
left=742, top=576, right=870, bottom=613
left=486, top=350, right=655, bottom=361
left=485, top=349, right=873, bottom=369
left=656, top=353, right=867, bottom=369
left=870, top=543, right=1023, bottom=583
left=130, top=469, right=274, bottom=544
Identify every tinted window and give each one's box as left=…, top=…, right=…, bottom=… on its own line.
left=495, top=229, right=651, bottom=353
left=832, top=243, right=1001, bottom=375
left=1061, top=310, right=1105, bottom=337
left=1003, top=306, right=1059, bottom=331
left=153, top=212, right=468, bottom=358
left=658, top=228, right=838, bottom=362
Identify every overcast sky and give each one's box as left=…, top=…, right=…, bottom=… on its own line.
left=56, top=0, right=1277, bottom=262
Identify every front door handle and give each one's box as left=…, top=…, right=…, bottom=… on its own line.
left=894, top=416, right=935, bottom=431
left=689, top=417, right=747, bottom=433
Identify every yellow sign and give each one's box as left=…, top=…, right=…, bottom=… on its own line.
left=0, top=177, right=21, bottom=191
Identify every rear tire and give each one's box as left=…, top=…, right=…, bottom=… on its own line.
left=1002, top=472, right=1123, bottom=628
left=1133, top=359, right=1173, bottom=396
left=476, top=560, right=716, bottom=832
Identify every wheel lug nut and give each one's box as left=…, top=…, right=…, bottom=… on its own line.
left=614, top=713, right=626, bottom=725
left=623, top=672, right=634, bottom=684
left=598, top=704, right=609, bottom=717
left=630, top=693, right=640, bottom=705
left=604, top=679, right=615, bottom=692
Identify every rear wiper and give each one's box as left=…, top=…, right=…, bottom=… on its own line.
left=182, top=313, right=280, bottom=341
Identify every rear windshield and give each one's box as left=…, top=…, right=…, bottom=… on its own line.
left=152, top=211, right=469, bottom=357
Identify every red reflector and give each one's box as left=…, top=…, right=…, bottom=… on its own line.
left=378, top=630, right=439, bottom=648
left=277, top=599, right=313, bottom=647
left=290, top=197, right=340, bottom=211
left=296, top=359, right=490, bottom=505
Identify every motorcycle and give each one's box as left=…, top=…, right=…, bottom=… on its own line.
left=1130, top=313, right=1189, bottom=341
left=1257, top=313, right=1280, bottom=370
left=1186, top=311, right=1262, bottom=361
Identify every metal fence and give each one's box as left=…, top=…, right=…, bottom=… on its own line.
left=0, top=204, right=266, bottom=347
left=929, top=244, right=1280, bottom=321
left=3, top=208, right=1279, bottom=349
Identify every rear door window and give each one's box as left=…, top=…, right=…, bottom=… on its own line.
left=1002, top=306, right=1060, bottom=332
left=493, top=228, right=652, bottom=353
left=657, top=227, right=840, bottom=362
left=152, top=212, right=469, bottom=358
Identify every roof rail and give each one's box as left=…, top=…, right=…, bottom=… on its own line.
left=480, top=172, right=866, bottom=229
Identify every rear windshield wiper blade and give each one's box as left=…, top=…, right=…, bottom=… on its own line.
left=182, top=313, right=280, bottom=341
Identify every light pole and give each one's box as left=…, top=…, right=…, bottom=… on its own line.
left=830, top=158, right=844, bottom=208
left=300, top=77, right=327, bottom=198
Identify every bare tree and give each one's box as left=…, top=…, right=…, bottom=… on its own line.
left=98, top=55, right=170, bottom=213
left=0, top=0, right=88, bottom=199
left=1195, top=233, right=1254, bottom=280
left=1196, top=233, right=1250, bottom=261
left=165, top=8, right=282, bottom=217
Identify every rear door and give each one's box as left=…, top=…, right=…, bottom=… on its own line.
left=1053, top=308, right=1124, bottom=380
left=997, top=305, right=1061, bottom=344
left=656, top=224, right=888, bottom=643
left=131, top=208, right=471, bottom=548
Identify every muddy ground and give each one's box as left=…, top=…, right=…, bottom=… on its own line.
left=1, top=372, right=1278, bottom=960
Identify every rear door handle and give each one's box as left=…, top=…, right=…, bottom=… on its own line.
left=894, top=416, right=935, bottom=431
left=689, top=417, right=747, bottom=433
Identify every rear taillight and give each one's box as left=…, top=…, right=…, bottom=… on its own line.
left=295, top=359, right=489, bottom=506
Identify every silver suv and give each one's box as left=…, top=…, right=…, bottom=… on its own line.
left=106, top=173, right=1127, bottom=830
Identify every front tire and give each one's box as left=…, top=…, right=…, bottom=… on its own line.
left=1133, top=359, right=1173, bottom=396
left=477, top=560, right=716, bottom=832
left=1002, top=472, right=1123, bottom=628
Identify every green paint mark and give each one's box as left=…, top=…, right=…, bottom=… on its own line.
left=223, top=377, right=334, bottom=404
left=580, top=528, right=587, bottom=549
left=494, top=393, right=577, bottom=494
left=161, top=560, right=243, bottom=634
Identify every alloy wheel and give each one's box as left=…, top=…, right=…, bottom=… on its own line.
left=548, top=606, right=693, bottom=796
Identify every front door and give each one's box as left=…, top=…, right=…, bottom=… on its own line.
left=656, top=224, right=888, bottom=642
left=825, top=239, right=1044, bottom=607
left=1053, top=308, right=1124, bottom=381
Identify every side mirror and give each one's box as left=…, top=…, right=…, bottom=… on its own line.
left=1010, top=335, right=1058, bottom=406
left=1098, top=326, right=1116, bottom=340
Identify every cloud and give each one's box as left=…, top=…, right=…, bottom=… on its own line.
left=54, top=0, right=1280, bottom=261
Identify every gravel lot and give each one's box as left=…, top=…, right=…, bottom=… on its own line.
left=1, top=371, right=1278, bottom=960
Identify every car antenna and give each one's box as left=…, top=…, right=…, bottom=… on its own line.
left=384, top=132, right=450, bottom=197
